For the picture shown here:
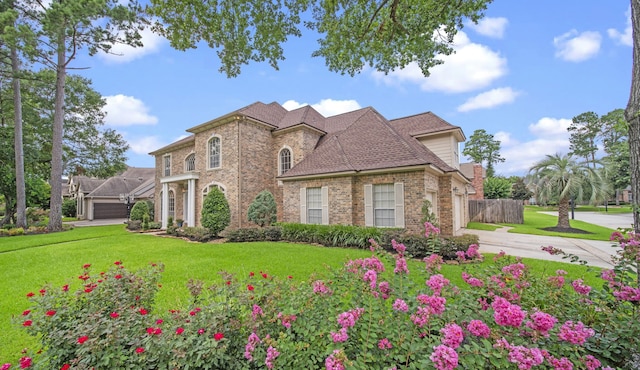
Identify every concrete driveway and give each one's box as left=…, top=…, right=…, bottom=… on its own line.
left=462, top=212, right=634, bottom=269
left=66, top=219, right=127, bottom=227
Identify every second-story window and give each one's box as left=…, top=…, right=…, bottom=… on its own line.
left=185, top=153, right=196, bottom=172
left=208, top=136, right=221, bottom=169
left=279, top=148, right=291, bottom=175
left=163, top=155, right=171, bottom=177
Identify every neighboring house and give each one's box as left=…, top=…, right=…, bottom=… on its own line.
left=460, top=163, right=486, bottom=200
left=149, top=102, right=471, bottom=235
left=68, top=167, right=155, bottom=220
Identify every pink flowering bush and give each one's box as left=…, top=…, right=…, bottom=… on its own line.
left=7, top=230, right=640, bottom=369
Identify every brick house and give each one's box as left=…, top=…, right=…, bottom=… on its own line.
left=149, top=102, right=471, bottom=235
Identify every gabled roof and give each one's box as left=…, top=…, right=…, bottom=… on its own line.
left=86, top=167, right=155, bottom=198
left=391, top=112, right=466, bottom=142
left=149, top=135, right=195, bottom=156
left=71, top=176, right=107, bottom=194
left=280, top=107, right=457, bottom=178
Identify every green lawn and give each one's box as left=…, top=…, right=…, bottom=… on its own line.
left=467, top=207, right=620, bottom=241
left=0, top=225, right=601, bottom=363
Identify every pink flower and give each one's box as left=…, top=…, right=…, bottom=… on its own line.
left=176, top=327, right=184, bottom=335
left=466, top=244, right=482, bottom=259
left=325, top=349, right=346, bottom=370
left=26, top=292, right=34, bottom=298
left=526, top=310, right=557, bottom=336
left=244, top=332, right=261, bottom=361
left=265, top=346, right=280, bottom=369
left=22, top=310, right=30, bottom=316
left=467, top=320, right=491, bottom=338
left=139, top=308, right=148, bottom=315
left=62, top=284, right=69, bottom=292
left=441, top=323, right=464, bottom=349
left=506, top=345, right=544, bottom=369
left=378, top=281, right=391, bottom=299
left=313, top=280, right=333, bottom=296
left=571, top=279, right=592, bottom=295
left=277, top=312, right=297, bottom=328
left=114, top=261, right=122, bottom=265
left=330, top=327, right=349, bottom=343
left=429, top=345, right=458, bottom=370
left=581, top=355, right=601, bottom=370
left=135, top=347, right=145, bottom=354
left=378, top=338, right=393, bottom=350
left=114, top=274, right=122, bottom=279
left=455, top=251, right=466, bottom=261
left=337, top=308, right=364, bottom=328
left=424, top=222, right=441, bottom=238
left=110, top=312, right=119, bottom=318
left=546, top=356, right=574, bottom=370
left=502, top=263, right=526, bottom=279
left=461, top=272, right=484, bottom=287
left=558, top=321, right=594, bottom=345
left=22, top=320, right=32, bottom=327
left=18, top=357, right=31, bottom=369
left=197, top=328, right=205, bottom=335
left=156, top=319, right=163, bottom=325
left=45, top=310, right=56, bottom=317
left=61, top=364, right=70, bottom=370
left=492, top=297, right=526, bottom=327
left=392, top=299, right=409, bottom=312
left=77, top=336, right=89, bottom=344
left=424, top=254, right=443, bottom=272
left=417, top=294, right=446, bottom=315
left=1, top=363, right=11, bottom=370
left=252, top=304, right=264, bottom=320
left=247, top=284, right=255, bottom=291
left=363, top=269, right=377, bottom=290
left=426, top=274, right=450, bottom=295
left=394, top=256, right=409, bottom=275
left=214, top=332, right=224, bottom=341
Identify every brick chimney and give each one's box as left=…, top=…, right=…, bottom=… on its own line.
left=470, top=163, right=484, bottom=200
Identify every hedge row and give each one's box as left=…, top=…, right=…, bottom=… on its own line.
left=225, top=223, right=479, bottom=260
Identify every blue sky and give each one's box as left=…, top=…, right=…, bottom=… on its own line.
left=74, top=0, right=632, bottom=176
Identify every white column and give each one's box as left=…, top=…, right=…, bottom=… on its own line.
left=187, top=179, right=196, bottom=227
left=162, top=183, right=169, bottom=229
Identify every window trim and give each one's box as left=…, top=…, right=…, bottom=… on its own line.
left=202, top=182, right=226, bottom=198
left=207, top=135, right=222, bottom=169
left=364, top=182, right=404, bottom=228
left=185, top=153, right=196, bottom=172
left=168, top=190, right=175, bottom=219
left=300, top=186, right=328, bottom=225
left=278, top=146, right=293, bottom=175
left=163, top=154, right=171, bottom=177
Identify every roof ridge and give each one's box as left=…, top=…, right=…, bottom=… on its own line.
left=332, top=135, right=356, bottom=172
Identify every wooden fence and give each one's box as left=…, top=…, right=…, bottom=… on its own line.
left=468, top=199, right=524, bottom=224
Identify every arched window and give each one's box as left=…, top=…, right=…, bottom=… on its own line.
left=279, top=147, right=292, bottom=175
left=203, top=183, right=226, bottom=198
left=208, top=136, right=221, bottom=169
left=168, top=190, right=175, bottom=219
left=185, top=153, right=196, bottom=172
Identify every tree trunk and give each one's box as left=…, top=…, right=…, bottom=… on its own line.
left=556, top=197, right=571, bottom=229
left=625, top=0, right=640, bottom=234
left=47, top=36, right=66, bottom=232
left=11, top=45, right=27, bottom=229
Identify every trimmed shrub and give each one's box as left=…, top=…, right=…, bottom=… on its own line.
left=62, top=198, right=76, bottom=218
left=129, top=201, right=150, bottom=222
left=226, top=226, right=282, bottom=242
left=174, top=226, right=213, bottom=242
left=201, top=187, right=230, bottom=236
left=126, top=220, right=142, bottom=231
left=279, top=223, right=381, bottom=248
left=247, top=190, right=277, bottom=227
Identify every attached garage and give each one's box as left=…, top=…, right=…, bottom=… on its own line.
left=93, top=203, right=128, bottom=219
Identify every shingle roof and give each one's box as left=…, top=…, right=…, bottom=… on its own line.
left=391, top=112, right=465, bottom=140
left=281, top=107, right=458, bottom=178
left=72, top=176, right=107, bottom=194
left=149, top=135, right=195, bottom=156
left=87, top=167, right=155, bottom=198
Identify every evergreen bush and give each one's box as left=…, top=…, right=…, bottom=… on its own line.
left=201, top=188, right=230, bottom=236
left=129, top=201, right=150, bottom=221
left=247, top=190, right=277, bottom=227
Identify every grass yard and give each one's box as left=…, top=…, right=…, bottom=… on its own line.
left=467, top=207, right=618, bottom=241
left=0, top=225, right=602, bottom=363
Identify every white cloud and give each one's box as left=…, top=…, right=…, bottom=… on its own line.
left=457, top=87, right=519, bottom=112
left=492, top=117, right=572, bottom=175
left=467, top=17, right=508, bottom=38
left=282, top=98, right=362, bottom=117
left=103, top=94, right=158, bottom=126
left=553, top=30, right=601, bottom=62
left=528, top=117, right=572, bottom=136
left=128, top=136, right=164, bottom=155
left=372, top=31, right=507, bottom=93
left=98, top=28, right=165, bottom=64
left=608, top=7, right=633, bottom=46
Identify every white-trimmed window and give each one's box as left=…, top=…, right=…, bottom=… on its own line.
left=364, top=183, right=405, bottom=228
left=185, top=153, right=196, bottom=172
left=299, top=186, right=328, bottom=224
left=203, top=182, right=226, bottom=198
left=163, top=155, right=171, bottom=177
left=279, top=147, right=292, bottom=175
left=208, top=136, right=221, bottom=169
left=168, top=190, right=175, bottom=219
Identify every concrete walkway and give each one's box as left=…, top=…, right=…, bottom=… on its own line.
left=66, top=219, right=127, bottom=227
left=461, top=211, right=634, bottom=269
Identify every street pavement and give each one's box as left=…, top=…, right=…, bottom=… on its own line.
left=461, top=212, right=634, bottom=269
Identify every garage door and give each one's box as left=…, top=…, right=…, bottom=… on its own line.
left=93, top=203, right=128, bottom=219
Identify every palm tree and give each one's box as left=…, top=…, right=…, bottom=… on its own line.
left=528, top=153, right=611, bottom=229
